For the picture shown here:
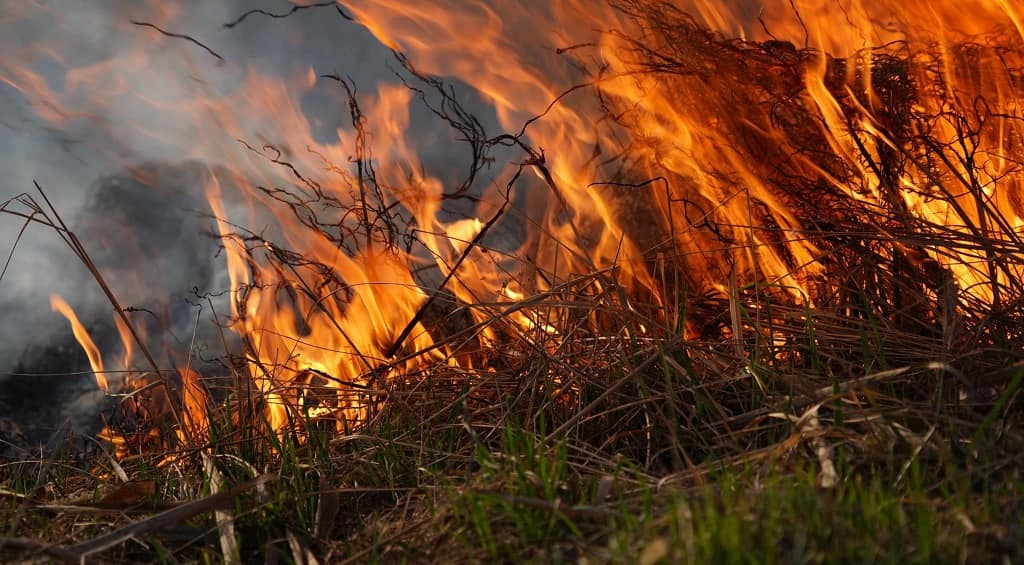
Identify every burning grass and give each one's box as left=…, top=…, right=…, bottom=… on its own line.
left=3, top=1, right=1024, bottom=562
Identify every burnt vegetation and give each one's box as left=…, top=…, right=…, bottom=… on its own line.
left=2, top=2, right=1024, bottom=563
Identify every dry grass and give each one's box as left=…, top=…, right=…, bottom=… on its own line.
left=3, top=3, right=1024, bottom=563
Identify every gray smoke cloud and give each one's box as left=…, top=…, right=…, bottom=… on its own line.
left=0, top=0, right=780, bottom=446
left=3, top=0, right=775, bottom=441
left=0, top=0, right=419, bottom=440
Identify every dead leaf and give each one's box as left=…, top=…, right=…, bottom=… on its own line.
left=639, top=537, right=669, bottom=565
left=93, top=480, right=156, bottom=509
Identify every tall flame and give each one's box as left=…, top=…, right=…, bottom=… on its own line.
left=339, top=0, right=1024, bottom=316
left=4, top=0, right=1024, bottom=447
left=177, top=366, right=209, bottom=444
left=50, top=294, right=108, bottom=392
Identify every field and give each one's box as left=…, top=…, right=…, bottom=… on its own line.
left=2, top=1, right=1024, bottom=562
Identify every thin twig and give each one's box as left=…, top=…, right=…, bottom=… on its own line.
left=223, top=2, right=352, bottom=28
left=131, top=21, right=224, bottom=62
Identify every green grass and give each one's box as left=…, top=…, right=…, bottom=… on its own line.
left=3, top=274, right=1023, bottom=564
left=603, top=464, right=1022, bottom=564
left=2, top=354, right=1023, bottom=564
left=430, top=424, right=1021, bottom=564
left=4, top=5, right=1024, bottom=562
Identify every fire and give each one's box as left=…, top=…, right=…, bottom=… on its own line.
left=346, top=0, right=1024, bottom=308
left=4, top=1, right=1024, bottom=453
left=177, top=366, right=209, bottom=444
left=50, top=294, right=108, bottom=393
left=112, top=312, right=135, bottom=373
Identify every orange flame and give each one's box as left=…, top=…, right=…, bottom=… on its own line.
left=5, top=0, right=1024, bottom=448
left=177, top=366, right=209, bottom=444
left=50, top=295, right=108, bottom=392
left=113, top=313, right=135, bottom=372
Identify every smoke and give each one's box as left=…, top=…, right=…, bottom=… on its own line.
left=0, top=0, right=411, bottom=439
left=0, top=0, right=544, bottom=442
left=0, top=162, right=217, bottom=440
left=0, top=0, right=517, bottom=444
